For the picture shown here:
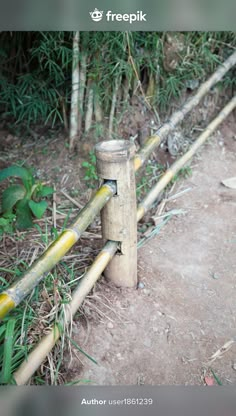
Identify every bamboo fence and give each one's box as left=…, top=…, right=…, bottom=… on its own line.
left=13, top=94, right=236, bottom=385
left=1, top=50, right=236, bottom=320
left=0, top=50, right=236, bottom=384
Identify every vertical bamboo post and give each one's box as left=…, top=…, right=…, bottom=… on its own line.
left=95, top=140, right=137, bottom=287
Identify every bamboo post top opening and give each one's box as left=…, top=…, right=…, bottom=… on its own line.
left=95, top=140, right=136, bottom=162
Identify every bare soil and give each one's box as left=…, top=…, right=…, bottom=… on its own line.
left=65, top=115, right=236, bottom=386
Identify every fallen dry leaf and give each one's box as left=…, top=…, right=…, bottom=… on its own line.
left=208, top=339, right=235, bottom=363
left=221, top=177, right=236, bottom=189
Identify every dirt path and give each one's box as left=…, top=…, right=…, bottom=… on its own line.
left=65, top=116, right=236, bottom=386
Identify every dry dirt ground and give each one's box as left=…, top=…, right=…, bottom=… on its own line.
left=64, top=115, right=236, bottom=386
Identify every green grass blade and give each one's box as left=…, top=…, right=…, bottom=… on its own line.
left=64, top=379, right=94, bottom=386
left=0, top=318, right=16, bottom=384
left=0, top=324, right=6, bottom=339
left=210, top=368, right=223, bottom=385
left=65, top=334, right=98, bottom=365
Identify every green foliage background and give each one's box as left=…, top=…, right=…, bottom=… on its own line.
left=0, top=31, right=235, bottom=128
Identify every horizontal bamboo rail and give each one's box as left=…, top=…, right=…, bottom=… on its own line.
left=0, top=181, right=117, bottom=319
left=0, top=50, right=236, bottom=320
left=134, top=50, right=236, bottom=171
left=12, top=95, right=236, bottom=385
left=137, top=95, right=236, bottom=221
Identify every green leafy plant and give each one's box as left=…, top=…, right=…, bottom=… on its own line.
left=0, top=165, right=54, bottom=232
left=82, top=151, right=98, bottom=188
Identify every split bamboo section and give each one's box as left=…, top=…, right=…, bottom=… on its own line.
left=13, top=240, right=118, bottom=386
left=12, top=95, right=236, bottom=385
left=0, top=181, right=117, bottom=320
left=137, top=95, right=236, bottom=221
left=95, top=140, right=137, bottom=287
left=134, top=50, right=236, bottom=172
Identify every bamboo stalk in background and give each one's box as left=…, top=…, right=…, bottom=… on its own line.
left=77, top=51, right=87, bottom=133
left=12, top=95, right=236, bottom=385
left=94, top=90, right=103, bottom=123
left=137, top=95, right=236, bottom=221
left=69, top=31, right=80, bottom=151
left=84, top=79, right=94, bottom=133
left=0, top=181, right=117, bottom=320
left=13, top=240, right=118, bottom=386
left=108, top=75, right=121, bottom=139
left=134, top=49, right=236, bottom=171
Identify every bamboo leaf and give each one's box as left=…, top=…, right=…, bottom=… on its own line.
left=2, top=185, right=26, bottom=212
left=0, top=319, right=16, bottom=384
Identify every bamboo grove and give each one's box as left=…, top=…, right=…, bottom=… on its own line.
left=0, top=32, right=235, bottom=150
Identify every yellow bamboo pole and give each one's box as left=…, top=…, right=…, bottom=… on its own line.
left=12, top=96, right=236, bottom=385
left=134, top=50, right=236, bottom=172
left=0, top=181, right=116, bottom=320
left=13, top=240, right=118, bottom=385
left=137, top=95, right=236, bottom=221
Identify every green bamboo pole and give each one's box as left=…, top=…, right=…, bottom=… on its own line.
left=137, top=95, right=236, bottom=221
left=12, top=96, right=236, bottom=385
left=134, top=49, right=236, bottom=172
left=0, top=181, right=116, bottom=320
left=13, top=240, right=118, bottom=386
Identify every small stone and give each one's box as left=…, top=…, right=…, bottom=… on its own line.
left=72, top=325, right=80, bottom=334
left=116, top=353, right=123, bottom=360
left=143, top=338, right=151, bottom=348
left=138, top=281, right=145, bottom=289
left=107, top=322, right=114, bottom=329
left=232, top=363, right=236, bottom=371
left=152, top=327, right=158, bottom=333
left=143, top=289, right=151, bottom=296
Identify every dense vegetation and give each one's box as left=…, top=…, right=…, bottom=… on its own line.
left=0, top=32, right=235, bottom=146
